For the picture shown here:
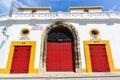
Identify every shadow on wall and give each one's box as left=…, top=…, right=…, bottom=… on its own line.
left=0, top=40, right=6, bottom=49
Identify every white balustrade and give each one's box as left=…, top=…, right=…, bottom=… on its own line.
left=0, top=12, right=120, bottom=21
left=0, top=14, right=9, bottom=21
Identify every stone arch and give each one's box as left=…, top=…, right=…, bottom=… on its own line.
left=39, top=21, right=81, bottom=73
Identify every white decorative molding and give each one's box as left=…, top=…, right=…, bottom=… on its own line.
left=0, top=12, right=120, bottom=21
left=0, top=14, right=9, bottom=21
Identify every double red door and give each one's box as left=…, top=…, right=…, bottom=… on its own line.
left=10, top=46, right=31, bottom=74
left=46, top=42, right=74, bottom=71
left=89, top=44, right=110, bottom=72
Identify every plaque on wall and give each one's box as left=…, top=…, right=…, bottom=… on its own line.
left=31, top=24, right=43, bottom=30
left=19, top=36, right=30, bottom=40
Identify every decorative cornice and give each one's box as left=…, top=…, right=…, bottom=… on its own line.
left=69, top=6, right=103, bottom=12
left=18, top=7, right=52, bottom=12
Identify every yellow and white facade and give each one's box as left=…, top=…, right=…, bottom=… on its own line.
left=0, top=6, right=120, bottom=79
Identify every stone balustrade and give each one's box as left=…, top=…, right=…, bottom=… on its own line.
left=0, top=12, right=120, bottom=21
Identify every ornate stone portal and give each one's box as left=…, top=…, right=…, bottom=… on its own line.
left=39, top=21, right=81, bottom=73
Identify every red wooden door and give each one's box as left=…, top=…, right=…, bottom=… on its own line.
left=10, top=46, right=31, bottom=74
left=89, top=44, right=110, bottom=72
left=60, top=42, right=74, bottom=71
left=46, top=42, right=74, bottom=71
left=46, top=42, right=60, bottom=71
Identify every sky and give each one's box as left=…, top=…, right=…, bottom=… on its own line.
left=0, top=0, right=120, bottom=14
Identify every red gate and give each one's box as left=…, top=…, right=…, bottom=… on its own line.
left=89, top=44, right=110, bottom=72
left=10, top=46, right=31, bottom=74
left=46, top=42, right=74, bottom=71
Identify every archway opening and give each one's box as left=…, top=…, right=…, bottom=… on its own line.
left=46, top=27, right=75, bottom=72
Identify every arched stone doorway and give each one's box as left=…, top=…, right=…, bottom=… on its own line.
left=39, top=21, right=81, bottom=73
left=47, top=27, right=74, bottom=71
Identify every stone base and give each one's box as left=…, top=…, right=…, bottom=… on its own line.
left=75, top=68, right=81, bottom=73
left=38, top=68, right=46, bottom=73
left=0, top=72, right=120, bottom=80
